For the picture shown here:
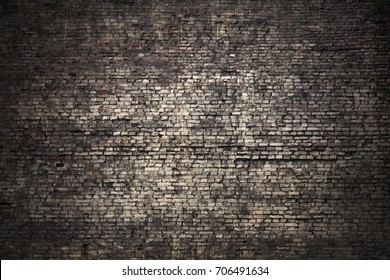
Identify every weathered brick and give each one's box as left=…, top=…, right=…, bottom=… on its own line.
left=0, top=0, right=389, bottom=260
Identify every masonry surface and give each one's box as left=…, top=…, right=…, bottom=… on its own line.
left=0, top=0, right=389, bottom=259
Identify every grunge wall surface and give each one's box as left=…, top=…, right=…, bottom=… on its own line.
left=0, top=0, right=389, bottom=259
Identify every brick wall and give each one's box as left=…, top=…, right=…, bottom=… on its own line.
left=0, top=0, right=389, bottom=259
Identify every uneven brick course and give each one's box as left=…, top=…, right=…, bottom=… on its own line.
left=0, top=0, right=389, bottom=259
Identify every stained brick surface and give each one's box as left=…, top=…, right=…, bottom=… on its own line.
left=0, top=0, right=389, bottom=259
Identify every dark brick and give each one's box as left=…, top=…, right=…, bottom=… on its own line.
left=0, top=0, right=389, bottom=260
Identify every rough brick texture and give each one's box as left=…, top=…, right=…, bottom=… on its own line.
left=0, top=0, right=389, bottom=259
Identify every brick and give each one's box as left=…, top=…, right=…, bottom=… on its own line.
left=0, top=0, right=389, bottom=260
